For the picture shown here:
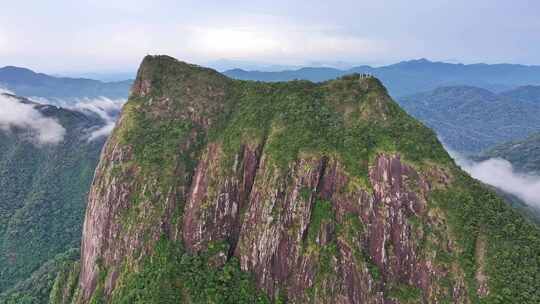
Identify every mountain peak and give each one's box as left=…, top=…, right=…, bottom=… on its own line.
left=0, top=65, right=39, bottom=79
left=52, top=55, right=540, bottom=304
left=0, top=65, right=36, bottom=72
left=393, top=58, right=434, bottom=66
left=131, top=55, right=229, bottom=100
left=412, top=58, right=431, bottom=63
left=75, top=56, right=461, bottom=303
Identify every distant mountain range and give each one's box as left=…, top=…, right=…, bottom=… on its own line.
left=4, top=59, right=540, bottom=102
left=398, top=85, right=540, bottom=153
left=0, top=66, right=132, bottom=101
left=224, top=58, right=540, bottom=97
left=3, top=61, right=540, bottom=156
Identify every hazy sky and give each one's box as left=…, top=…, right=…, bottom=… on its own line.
left=1, top=0, right=539, bottom=73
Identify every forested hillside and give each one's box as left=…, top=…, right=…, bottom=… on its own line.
left=0, top=94, right=106, bottom=303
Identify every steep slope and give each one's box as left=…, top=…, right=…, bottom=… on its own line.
left=0, top=249, right=79, bottom=304
left=0, top=93, right=106, bottom=301
left=224, top=58, right=540, bottom=97
left=54, top=56, right=540, bottom=304
left=489, top=188, right=540, bottom=225
left=0, top=66, right=131, bottom=101
left=399, top=86, right=540, bottom=153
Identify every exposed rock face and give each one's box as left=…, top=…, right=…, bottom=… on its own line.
left=78, top=58, right=232, bottom=301
left=77, top=56, right=462, bottom=303
left=182, top=142, right=262, bottom=254
left=228, top=153, right=465, bottom=303
left=79, top=138, right=137, bottom=300
left=65, top=55, right=540, bottom=304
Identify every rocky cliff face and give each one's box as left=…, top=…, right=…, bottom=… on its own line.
left=52, top=56, right=540, bottom=304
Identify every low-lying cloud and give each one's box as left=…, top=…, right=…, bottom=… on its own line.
left=20, top=96, right=124, bottom=141
left=446, top=146, right=540, bottom=209
left=69, top=97, right=124, bottom=141
left=464, top=158, right=540, bottom=207
left=0, top=93, right=66, bottom=145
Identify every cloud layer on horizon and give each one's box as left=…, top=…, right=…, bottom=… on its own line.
left=0, top=94, right=66, bottom=145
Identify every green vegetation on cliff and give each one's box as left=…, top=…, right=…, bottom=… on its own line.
left=53, top=56, right=540, bottom=304
left=108, top=238, right=270, bottom=304
left=433, top=172, right=540, bottom=303
left=212, top=73, right=450, bottom=175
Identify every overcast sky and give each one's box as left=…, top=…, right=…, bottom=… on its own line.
left=1, top=0, right=539, bottom=73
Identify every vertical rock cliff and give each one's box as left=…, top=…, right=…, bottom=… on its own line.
left=52, top=55, right=540, bottom=304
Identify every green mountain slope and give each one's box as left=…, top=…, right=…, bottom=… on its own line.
left=399, top=86, right=540, bottom=153
left=500, top=85, right=540, bottom=103
left=489, top=187, right=540, bottom=225
left=479, top=132, right=540, bottom=175
left=0, top=249, right=79, bottom=304
left=0, top=94, right=106, bottom=301
left=51, top=56, right=540, bottom=304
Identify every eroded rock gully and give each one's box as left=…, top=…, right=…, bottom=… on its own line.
left=80, top=126, right=464, bottom=303
left=76, top=56, right=471, bottom=303
left=176, top=141, right=465, bottom=303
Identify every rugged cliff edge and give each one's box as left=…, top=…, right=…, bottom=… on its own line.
left=51, top=55, right=540, bottom=304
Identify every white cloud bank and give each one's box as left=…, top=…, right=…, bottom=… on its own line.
left=68, top=97, right=124, bottom=141
left=19, top=96, right=125, bottom=141
left=447, top=146, right=540, bottom=209
left=464, top=158, right=540, bottom=208
left=0, top=93, right=66, bottom=144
